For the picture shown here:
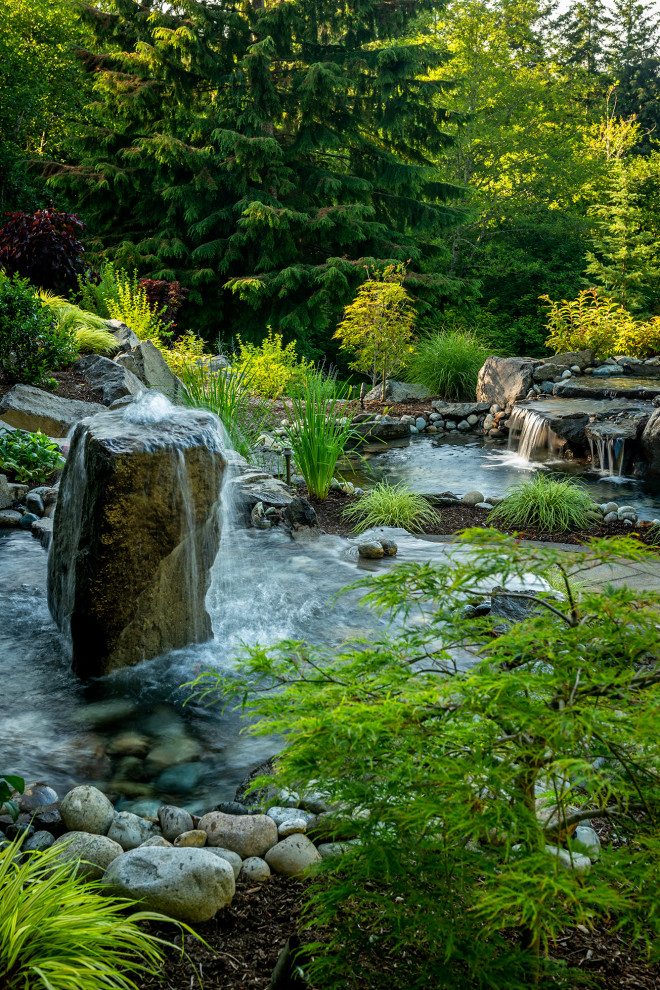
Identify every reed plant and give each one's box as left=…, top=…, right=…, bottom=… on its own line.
left=405, top=327, right=490, bottom=401
left=343, top=481, right=440, bottom=533
left=179, top=361, right=271, bottom=461
left=283, top=369, right=360, bottom=500
left=0, top=838, right=174, bottom=990
left=488, top=473, right=599, bottom=533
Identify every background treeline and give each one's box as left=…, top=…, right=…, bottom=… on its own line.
left=2, top=0, right=660, bottom=357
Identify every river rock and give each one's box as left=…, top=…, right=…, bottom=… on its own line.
left=16, top=782, right=59, bottom=813
left=545, top=843, right=591, bottom=876
left=265, top=834, right=322, bottom=876
left=0, top=384, right=101, bottom=436
left=47, top=396, right=226, bottom=677
left=476, top=357, right=542, bottom=411
left=205, top=846, right=242, bottom=878
left=60, top=785, right=115, bottom=835
left=573, top=825, right=601, bottom=861
left=357, top=541, right=385, bottom=559
left=462, top=490, right=484, bottom=506
left=173, top=829, right=207, bottom=848
left=363, top=379, right=435, bottom=403
left=240, top=856, right=271, bottom=880
left=77, top=355, right=145, bottom=406
left=278, top=819, right=308, bottom=837
left=23, top=830, right=55, bottom=852
left=0, top=509, right=22, bottom=527
left=52, top=831, right=123, bottom=879
left=107, top=811, right=156, bottom=850
left=158, top=805, right=194, bottom=841
left=107, top=732, right=150, bottom=758
left=267, top=807, right=315, bottom=828
left=106, top=320, right=140, bottom=353
left=199, top=811, right=278, bottom=858
left=116, top=340, right=185, bottom=404
left=431, top=401, right=491, bottom=419
left=25, top=491, right=44, bottom=516
left=104, top=847, right=235, bottom=922
left=0, top=474, right=12, bottom=510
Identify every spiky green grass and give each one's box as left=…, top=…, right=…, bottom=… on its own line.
left=487, top=474, right=599, bottom=534
left=36, top=291, right=118, bottom=354
left=405, top=329, right=490, bottom=401
left=343, top=481, right=440, bottom=533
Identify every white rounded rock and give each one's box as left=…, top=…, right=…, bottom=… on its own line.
left=265, top=834, right=322, bottom=876
left=278, top=819, right=308, bottom=837
left=60, top=785, right=115, bottom=835
left=51, top=831, right=123, bottom=879
left=104, top=847, right=235, bottom=922
left=199, top=811, right=278, bottom=858
left=574, top=825, right=601, bottom=861
left=240, top=856, right=271, bottom=881
left=266, top=806, right=314, bottom=827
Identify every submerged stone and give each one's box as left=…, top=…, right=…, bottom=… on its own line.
left=47, top=394, right=226, bottom=678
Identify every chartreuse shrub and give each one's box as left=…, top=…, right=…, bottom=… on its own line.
left=541, top=289, right=660, bottom=359
left=405, top=326, right=490, bottom=401
left=0, top=272, right=77, bottom=386
left=233, top=329, right=313, bottom=399
left=488, top=474, right=599, bottom=534
left=0, top=430, right=64, bottom=483
left=160, top=332, right=208, bottom=378
left=343, top=481, right=440, bottom=533
left=78, top=262, right=170, bottom=342
left=0, top=837, right=175, bottom=990
left=36, top=291, right=117, bottom=355
left=189, top=531, right=660, bottom=989
left=179, top=362, right=271, bottom=461
left=283, top=369, right=360, bottom=500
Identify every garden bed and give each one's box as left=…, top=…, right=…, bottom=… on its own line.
left=0, top=368, right=103, bottom=407
left=306, top=487, right=660, bottom=547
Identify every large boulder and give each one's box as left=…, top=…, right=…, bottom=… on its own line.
left=76, top=355, right=145, bottom=406
left=431, top=401, right=491, bottom=418
left=0, top=384, right=100, bottom=436
left=641, top=408, right=660, bottom=474
left=476, top=357, right=542, bottom=411
left=116, top=340, right=186, bottom=403
left=363, top=379, right=435, bottom=403
left=47, top=394, right=226, bottom=677
left=104, top=847, right=235, bottom=922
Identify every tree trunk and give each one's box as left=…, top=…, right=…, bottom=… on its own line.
left=381, top=366, right=387, bottom=403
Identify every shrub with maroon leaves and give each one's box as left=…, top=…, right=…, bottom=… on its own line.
left=0, top=209, right=86, bottom=295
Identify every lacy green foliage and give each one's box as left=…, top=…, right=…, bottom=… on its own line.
left=0, top=272, right=77, bottom=386
left=0, top=837, right=175, bottom=990
left=0, top=774, right=23, bottom=822
left=179, top=362, right=271, bottom=462
left=0, top=430, right=64, bottom=483
left=234, top=329, right=313, bottom=399
left=283, top=370, right=360, bottom=501
left=36, top=291, right=117, bottom=355
left=541, top=288, right=660, bottom=359
left=78, top=263, right=169, bottom=342
left=189, top=532, right=660, bottom=989
left=488, top=474, right=599, bottom=533
left=0, top=209, right=85, bottom=294
left=334, top=264, right=416, bottom=401
left=405, top=327, right=491, bottom=401
left=343, top=481, right=440, bottom=533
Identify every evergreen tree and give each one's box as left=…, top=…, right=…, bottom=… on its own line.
left=585, top=159, right=660, bottom=312
left=607, top=0, right=659, bottom=71
left=53, top=0, right=466, bottom=353
left=552, top=0, right=611, bottom=73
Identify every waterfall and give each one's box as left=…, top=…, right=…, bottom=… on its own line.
left=588, top=435, right=625, bottom=476
left=508, top=406, right=561, bottom=462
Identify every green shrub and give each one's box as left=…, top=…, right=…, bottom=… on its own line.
left=0, top=273, right=77, bottom=386
left=405, top=327, right=490, bottom=401
left=0, top=430, right=64, bottom=483
left=487, top=474, right=599, bottom=533
left=0, top=774, right=24, bottom=821
left=78, top=262, right=169, bottom=342
left=0, top=837, right=174, bottom=990
left=36, top=291, right=118, bottom=355
left=189, top=531, right=660, bottom=989
left=283, top=369, right=360, bottom=500
left=343, top=481, right=440, bottom=533
left=233, top=329, right=313, bottom=399
left=179, top=362, right=271, bottom=462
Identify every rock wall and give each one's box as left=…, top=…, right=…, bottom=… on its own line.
left=48, top=399, right=226, bottom=678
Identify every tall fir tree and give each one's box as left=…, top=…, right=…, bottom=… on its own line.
left=52, top=0, right=467, bottom=352
left=607, top=0, right=659, bottom=70
left=552, top=0, right=611, bottom=73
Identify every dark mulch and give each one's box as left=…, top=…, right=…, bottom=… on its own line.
left=0, top=367, right=103, bottom=407
left=142, top=871, right=660, bottom=990
left=306, top=487, right=660, bottom=548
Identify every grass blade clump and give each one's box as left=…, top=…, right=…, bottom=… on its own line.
left=179, top=361, right=271, bottom=461
left=284, top=368, right=360, bottom=501
left=343, top=480, right=441, bottom=533
left=488, top=473, right=599, bottom=533
left=405, top=328, right=490, bottom=401
left=0, top=837, right=175, bottom=990
left=36, top=291, right=118, bottom=354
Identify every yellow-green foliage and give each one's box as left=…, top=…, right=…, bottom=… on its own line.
left=158, top=332, right=208, bottom=377
left=0, top=837, right=173, bottom=990
left=334, top=264, right=416, bottom=400
left=234, top=328, right=313, bottom=398
left=37, top=291, right=117, bottom=354
left=542, top=289, right=660, bottom=359
left=109, top=280, right=168, bottom=343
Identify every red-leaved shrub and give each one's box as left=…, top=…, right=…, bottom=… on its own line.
left=0, top=209, right=86, bottom=295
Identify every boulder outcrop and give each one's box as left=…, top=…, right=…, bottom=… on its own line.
left=0, top=385, right=100, bottom=436
left=476, top=357, right=542, bottom=411
left=116, top=340, right=186, bottom=403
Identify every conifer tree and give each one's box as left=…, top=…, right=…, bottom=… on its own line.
left=53, top=0, right=466, bottom=352
left=552, top=0, right=611, bottom=73
left=607, top=0, right=659, bottom=70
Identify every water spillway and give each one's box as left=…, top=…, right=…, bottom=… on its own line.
left=47, top=393, right=227, bottom=679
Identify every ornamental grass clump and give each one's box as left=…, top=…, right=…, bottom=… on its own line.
left=283, top=369, right=360, bottom=500
left=0, top=837, right=174, bottom=990
left=37, top=291, right=118, bottom=354
left=343, top=481, right=440, bottom=533
left=488, top=473, right=599, bottom=533
left=189, top=531, right=660, bottom=990
left=405, top=327, right=490, bottom=401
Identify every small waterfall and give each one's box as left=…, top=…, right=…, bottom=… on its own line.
left=508, top=406, right=561, bottom=462
left=588, top=435, right=625, bottom=476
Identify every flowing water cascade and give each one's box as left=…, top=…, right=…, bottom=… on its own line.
left=587, top=435, right=626, bottom=476
left=507, top=406, right=562, bottom=462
